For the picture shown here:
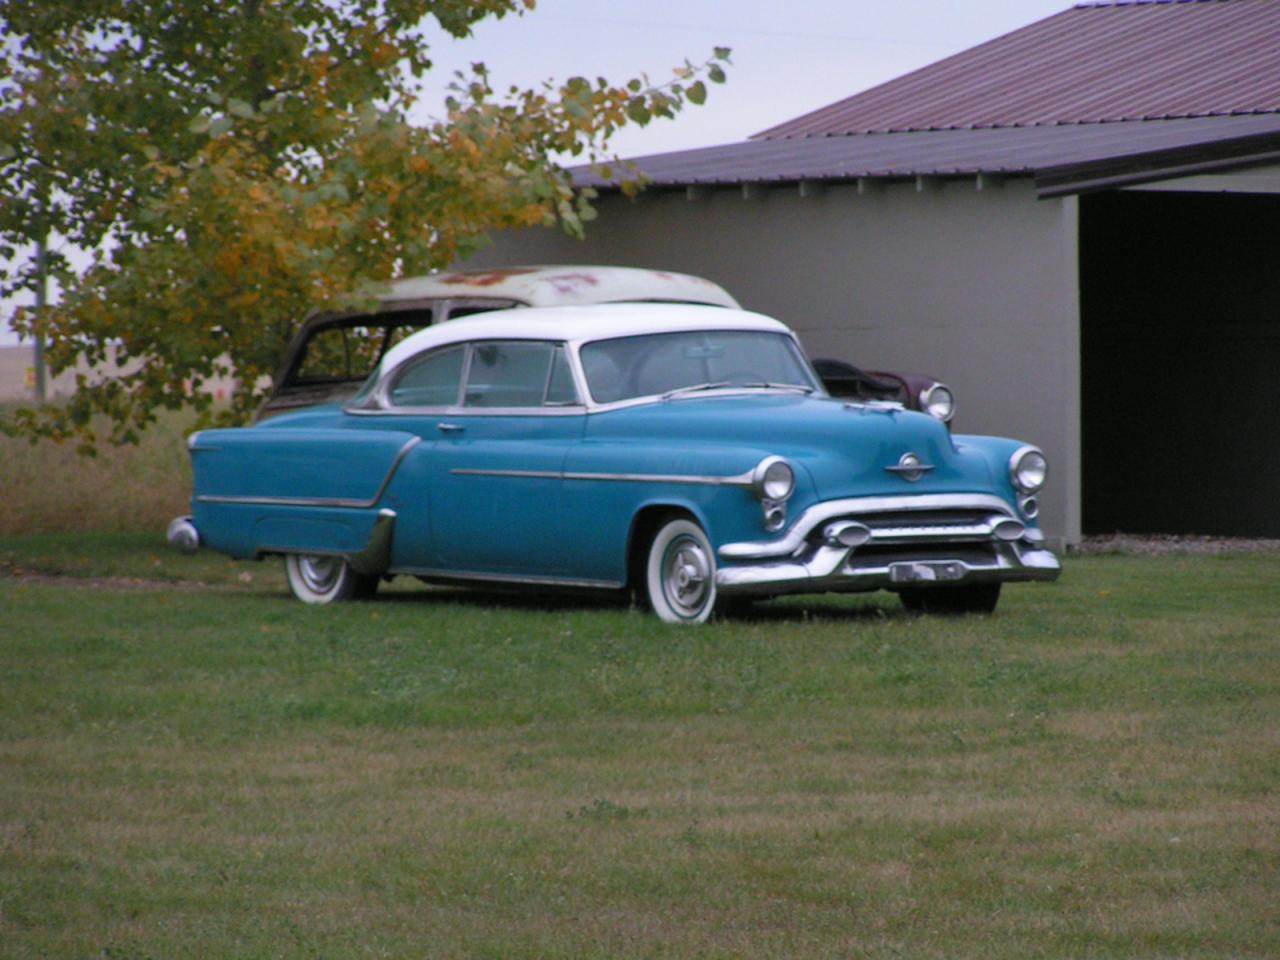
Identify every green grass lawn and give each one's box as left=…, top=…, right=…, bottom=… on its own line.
left=1, top=535, right=1277, bottom=958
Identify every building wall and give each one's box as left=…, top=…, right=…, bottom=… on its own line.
left=470, top=178, right=1082, bottom=546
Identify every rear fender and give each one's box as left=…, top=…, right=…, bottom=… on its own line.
left=188, top=428, right=418, bottom=566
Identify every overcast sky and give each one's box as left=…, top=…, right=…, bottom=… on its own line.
left=2, top=0, right=1073, bottom=346
left=411, top=0, right=1074, bottom=156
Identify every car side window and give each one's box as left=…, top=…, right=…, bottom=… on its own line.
left=464, top=341, right=579, bottom=408
left=389, top=345, right=465, bottom=407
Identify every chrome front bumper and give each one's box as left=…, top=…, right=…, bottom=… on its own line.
left=715, top=494, right=1061, bottom=596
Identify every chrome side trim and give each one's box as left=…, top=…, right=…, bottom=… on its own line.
left=719, top=493, right=1017, bottom=560
left=391, top=566, right=624, bottom=590
left=451, top=467, right=756, bottom=487
left=196, top=436, right=422, bottom=509
left=347, top=404, right=588, bottom=418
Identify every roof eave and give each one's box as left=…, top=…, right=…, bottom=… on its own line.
left=1035, top=130, right=1280, bottom=197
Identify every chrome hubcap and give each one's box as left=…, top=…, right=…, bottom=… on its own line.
left=662, top=535, right=711, bottom=617
left=298, top=555, right=340, bottom=594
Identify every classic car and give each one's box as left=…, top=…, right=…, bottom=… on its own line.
left=261, top=264, right=956, bottom=424
left=169, top=303, right=1059, bottom=622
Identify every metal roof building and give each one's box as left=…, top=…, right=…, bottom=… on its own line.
left=473, top=0, right=1280, bottom=544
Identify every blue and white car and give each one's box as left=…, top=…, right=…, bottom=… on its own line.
left=169, top=303, right=1059, bottom=621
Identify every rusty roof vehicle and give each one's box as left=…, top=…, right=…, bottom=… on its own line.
left=260, top=264, right=955, bottom=425
left=259, top=266, right=741, bottom=420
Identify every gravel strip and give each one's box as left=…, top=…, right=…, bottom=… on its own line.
left=1075, top=534, right=1280, bottom=556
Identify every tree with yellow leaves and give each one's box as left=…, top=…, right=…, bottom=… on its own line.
left=0, top=0, right=729, bottom=449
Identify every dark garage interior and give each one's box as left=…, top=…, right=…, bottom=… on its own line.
left=1081, top=189, right=1280, bottom=536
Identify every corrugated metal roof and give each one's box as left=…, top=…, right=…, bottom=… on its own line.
left=573, top=115, right=1280, bottom=195
left=757, top=0, right=1280, bottom=139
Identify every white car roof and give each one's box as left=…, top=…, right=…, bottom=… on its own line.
left=377, top=303, right=794, bottom=375
left=386, top=265, right=740, bottom=309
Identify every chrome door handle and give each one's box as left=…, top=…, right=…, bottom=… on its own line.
left=436, top=422, right=464, bottom=434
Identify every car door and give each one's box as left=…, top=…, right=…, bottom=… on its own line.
left=416, top=340, right=587, bottom=579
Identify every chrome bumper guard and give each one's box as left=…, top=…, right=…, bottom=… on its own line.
left=167, top=516, right=200, bottom=555
left=716, top=494, right=1061, bottom=596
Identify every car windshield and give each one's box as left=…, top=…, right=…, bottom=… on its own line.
left=580, top=330, right=820, bottom=404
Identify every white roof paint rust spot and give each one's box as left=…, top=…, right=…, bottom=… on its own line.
left=387, top=265, right=740, bottom=309
left=376, top=302, right=791, bottom=377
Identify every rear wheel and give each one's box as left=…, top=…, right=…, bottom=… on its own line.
left=284, top=554, right=379, bottom=604
left=899, top=582, right=1000, bottom=615
left=646, top=518, right=717, bottom=623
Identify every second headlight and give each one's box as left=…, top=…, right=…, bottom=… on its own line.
left=752, top=456, right=795, bottom=502
left=1009, top=446, right=1048, bottom=493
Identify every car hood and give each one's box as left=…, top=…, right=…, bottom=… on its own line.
left=587, top=394, right=996, bottom=500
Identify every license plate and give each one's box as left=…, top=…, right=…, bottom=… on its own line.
left=889, top=561, right=966, bottom=584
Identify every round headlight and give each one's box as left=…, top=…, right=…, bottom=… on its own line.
left=753, top=456, right=795, bottom=502
left=920, top=383, right=955, bottom=423
left=1010, top=446, right=1048, bottom=493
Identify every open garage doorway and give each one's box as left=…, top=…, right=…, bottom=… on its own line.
left=1080, top=190, right=1280, bottom=536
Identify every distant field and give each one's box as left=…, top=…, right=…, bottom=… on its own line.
left=1, top=536, right=1276, bottom=959
left=0, top=407, right=195, bottom=536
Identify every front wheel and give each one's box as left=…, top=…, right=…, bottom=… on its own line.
left=646, top=518, right=718, bottom=623
left=899, top=582, right=1000, bottom=615
left=284, top=554, right=379, bottom=604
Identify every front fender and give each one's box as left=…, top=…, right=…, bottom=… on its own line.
left=951, top=434, right=1041, bottom=520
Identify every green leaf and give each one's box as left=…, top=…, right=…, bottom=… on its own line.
left=709, top=65, right=726, bottom=84
left=188, top=115, right=211, bottom=134
left=227, top=99, right=254, bottom=119
left=686, top=81, right=706, bottom=105
left=625, top=99, right=651, bottom=125
left=714, top=46, right=732, bottom=60
left=207, top=116, right=233, bottom=137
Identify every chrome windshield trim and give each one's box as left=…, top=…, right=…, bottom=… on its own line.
left=719, top=493, right=1018, bottom=560
left=451, top=467, right=756, bottom=487
left=196, top=436, right=421, bottom=510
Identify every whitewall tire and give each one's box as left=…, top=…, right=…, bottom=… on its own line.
left=646, top=518, right=717, bottom=624
left=284, top=554, right=378, bottom=604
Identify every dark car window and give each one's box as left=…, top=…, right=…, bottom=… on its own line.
left=291, top=313, right=432, bottom=386
left=389, top=345, right=465, bottom=407
left=464, top=341, right=579, bottom=408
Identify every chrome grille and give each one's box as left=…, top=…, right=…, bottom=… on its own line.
left=818, top=507, right=1012, bottom=546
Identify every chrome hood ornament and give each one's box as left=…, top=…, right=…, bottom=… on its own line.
left=885, top=452, right=934, bottom=482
